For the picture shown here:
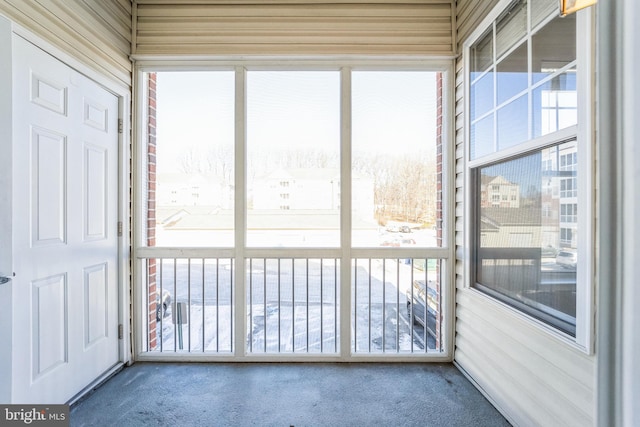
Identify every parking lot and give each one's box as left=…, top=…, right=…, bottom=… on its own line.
left=152, top=258, right=438, bottom=354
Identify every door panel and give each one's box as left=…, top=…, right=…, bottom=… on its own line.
left=84, top=263, right=108, bottom=348
left=83, top=99, right=108, bottom=132
left=84, top=144, right=108, bottom=241
left=31, top=274, right=67, bottom=379
left=11, top=35, right=119, bottom=404
left=30, top=74, right=67, bottom=115
left=31, top=127, right=67, bottom=245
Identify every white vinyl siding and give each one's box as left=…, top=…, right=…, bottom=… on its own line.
left=134, top=0, right=455, bottom=56
left=454, top=0, right=595, bottom=425
left=0, top=0, right=132, bottom=86
left=455, top=293, right=594, bottom=426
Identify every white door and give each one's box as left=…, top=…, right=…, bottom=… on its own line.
left=11, top=36, right=120, bottom=403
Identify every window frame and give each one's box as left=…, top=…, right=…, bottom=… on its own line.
left=463, top=0, right=594, bottom=352
left=132, top=59, right=457, bottom=361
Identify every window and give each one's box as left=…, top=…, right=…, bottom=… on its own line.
left=560, top=152, right=577, bottom=171
left=247, top=71, right=340, bottom=247
left=560, top=177, right=577, bottom=198
left=560, top=227, right=573, bottom=245
left=467, top=0, right=591, bottom=342
left=469, top=2, right=577, bottom=161
left=138, top=67, right=449, bottom=357
left=153, top=71, right=235, bottom=246
left=352, top=72, right=439, bottom=247
left=474, top=142, right=578, bottom=335
left=561, top=203, right=577, bottom=223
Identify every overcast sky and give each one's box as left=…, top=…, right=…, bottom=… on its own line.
left=155, top=70, right=438, bottom=174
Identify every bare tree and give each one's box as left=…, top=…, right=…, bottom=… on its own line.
left=205, top=145, right=234, bottom=184
left=353, top=149, right=437, bottom=224
left=179, top=148, right=202, bottom=174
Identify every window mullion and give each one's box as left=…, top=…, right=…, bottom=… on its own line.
left=527, top=0, right=533, bottom=141
left=339, top=67, right=352, bottom=359
left=492, top=20, right=498, bottom=153
left=234, top=66, right=247, bottom=357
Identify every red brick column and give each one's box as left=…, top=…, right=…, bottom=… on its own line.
left=147, top=73, right=158, bottom=350
left=435, top=72, right=443, bottom=350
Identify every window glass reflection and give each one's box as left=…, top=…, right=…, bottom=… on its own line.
left=532, top=72, right=577, bottom=138
left=471, top=114, right=494, bottom=160
left=471, top=30, right=493, bottom=76
left=468, top=0, right=578, bottom=157
left=532, top=14, right=576, bottom=85
left=471, top=71, right=494, bottom=121
left=475, top=140, right=578, bottom=335
left=497, top=95, right=528, bottom=150
left=496, top=42, right=528, bottom=105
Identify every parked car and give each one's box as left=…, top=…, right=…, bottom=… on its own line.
left=406, top=279, right=439, bottom=338
left=385, top=224, right=400, bottom=233
left=541, top=245, right=558, bottom=257
left=380, top=237, right=401, bottom=247
left=399, top=225, right=411, bottom=233
left=156, top=289, right=172, bottom=321
left=400, top=238, right=416, bottom=246
left=556, top=250, right=577, bottom=269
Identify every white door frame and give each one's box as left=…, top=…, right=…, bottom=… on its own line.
left=0, top=15, right=14, bottom=404
left=0, top=15, right=131, bottom=403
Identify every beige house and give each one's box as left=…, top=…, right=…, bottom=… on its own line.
left=252, top=168, right=373, bottom=218
left=480, top=175, right=521, bottom=208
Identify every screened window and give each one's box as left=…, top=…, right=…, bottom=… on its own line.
left=352, top=72, right=439, bottom=247
left=138, top=67, right=449, bottom=358
left=246, top=71, right=341, bottom=247
left=475, top=141, right=578, bottom=335
left=153, top=71, right=235, bottom=247
left=467, top=0, right=589, bottom=340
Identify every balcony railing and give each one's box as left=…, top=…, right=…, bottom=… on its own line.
left=246, top=258, right=339, bottom=354
left=142, top=257, right=235, bottom=354
left=137, top=249, right=445, bottom=359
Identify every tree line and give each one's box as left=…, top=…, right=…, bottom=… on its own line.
left=176, top=145, right=438, bottom=225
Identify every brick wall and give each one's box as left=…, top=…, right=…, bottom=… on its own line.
left=147, top=73, right=158, bottom=350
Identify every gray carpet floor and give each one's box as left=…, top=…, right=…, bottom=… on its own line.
left=70, top=363, right=510, bottom=427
